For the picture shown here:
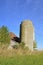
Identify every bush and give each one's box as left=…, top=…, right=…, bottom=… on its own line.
left=13, top=43, right=19, bottom=49
left=13, top=45, right=18, bottom=49
left=19, top=42, right=25, bottom=49
left=33, top=40, right=37, bottom=48
left=0, top=25, right=10, bottom=44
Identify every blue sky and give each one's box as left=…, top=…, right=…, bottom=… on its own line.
left=0, top=0, right=43, bottom=50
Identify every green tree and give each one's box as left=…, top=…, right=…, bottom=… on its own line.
left=0, top=25, right=10, bottom=44
left=33, top=40, right=37, bottom=48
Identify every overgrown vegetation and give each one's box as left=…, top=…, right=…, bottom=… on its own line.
left=0, top=25, right=10, bottom=44
left=0, top=52, right=43, bottom=65
left=33, top=40, right=37, bottom=48
left=13, top=43, right=19, bottom=49
left=19, top=42, right=25, bottom=49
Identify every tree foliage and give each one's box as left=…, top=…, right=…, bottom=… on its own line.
left=33, top=40, right=37, bottom=48
left=0, top=25, right=10, bottom=44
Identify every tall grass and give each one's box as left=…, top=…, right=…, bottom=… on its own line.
left=0, top=54, right=43, bottom=65
left=0, top=44, right=43, bottom=65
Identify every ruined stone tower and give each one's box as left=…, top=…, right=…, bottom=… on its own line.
left=20, top=20, right=34, bottom=51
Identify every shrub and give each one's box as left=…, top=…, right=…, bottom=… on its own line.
left=0, top=25, right=10, bottom=44
left=33, top=40, right=37, bottom=48
left=13, top=43, right=19, bottom=49
left=13, top=45, right=18, bottom=49
left=19, top=42, right=25, bottom=49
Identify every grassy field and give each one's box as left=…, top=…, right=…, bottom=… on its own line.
left=0, top=44, right=43, bottom=65
left=0, top=54, right=43, bottom=65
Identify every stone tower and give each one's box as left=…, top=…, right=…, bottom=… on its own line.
left=20, top=20, right=34, bottom=51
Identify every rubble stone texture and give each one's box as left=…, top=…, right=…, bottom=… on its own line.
left=20, top=20, right=34, bottom=51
